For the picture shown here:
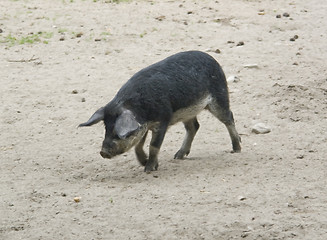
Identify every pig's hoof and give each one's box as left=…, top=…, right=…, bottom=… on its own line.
left=144, top=163, right=158, bottom=173
left=174, top=150, right=189, bottom=159
left=231, top=148, right=241, bottom=153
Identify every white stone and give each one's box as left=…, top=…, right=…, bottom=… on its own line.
left=251, top=123, right=271, bottom=134
left=227, top=75, right=240, bottom=83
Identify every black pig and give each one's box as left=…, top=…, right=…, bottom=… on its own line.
left=79, top=51, right=241, bottom=172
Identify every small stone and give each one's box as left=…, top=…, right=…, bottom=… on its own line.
left=205, top=48, right=221, bottom=54
left=290, top=37, right=295, bottom=41
left=283, top=12, right=290, bottom=17
left=0, top=28, right=3, bottom=33
left=74, top=197, right=81, bottom=203
left=76, top=32, right=83, bottom=38
left=276, top=14, right=281, bottom=18
left=227, top=75, right=240, bottom=83
left=214, top=49, right=221, bottom=54
left=258, top=10, right=265, bottom=15
left=293, top=35, right=299, bottom=39
left=251, top=123, right=271, bottom=134
left=81, top=97, right=86, bottom=102
left=155, top=15, right=166, bottom=21
left=59, top=36, right=65, bottom=41
left=241, top=232, right=249, bottom=238
left=72, top=89, right=78, bottom=94
left=236, top=41, right=244, bottom=46
left=238, top=196, right=246, bottom=201
left=94, top=38, right=101, bottom=42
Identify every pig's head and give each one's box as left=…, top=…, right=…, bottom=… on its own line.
left=79, top=106, right=147, bottom=159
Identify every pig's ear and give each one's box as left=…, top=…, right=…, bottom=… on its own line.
left=79, top=107, right=105, bottom=127
left=114, top=110, right=140, bottom=139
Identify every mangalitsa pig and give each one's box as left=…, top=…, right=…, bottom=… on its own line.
left=79, top=51, right=241, bottom=172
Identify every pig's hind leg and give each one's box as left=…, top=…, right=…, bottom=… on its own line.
left=135, top=131, right=148, bottom=166
left=207, top=101, right=241, bottom=153
left=174, top=117, right=200, bottom=159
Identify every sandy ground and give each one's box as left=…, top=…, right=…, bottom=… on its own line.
left=1, top=0, right=327, bottom=239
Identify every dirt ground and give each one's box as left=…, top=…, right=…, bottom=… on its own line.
left=1, top=0, right=326, bottom=239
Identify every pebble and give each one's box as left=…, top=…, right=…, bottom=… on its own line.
left=283, top=12, right=290, bottom=17
left=74, top=197, right=81, bottom=203
left=251, top=123, right=271, bottom=134
left=236, top=41, right=244, bottom=46
left=290, top=35, right=299, bottom=42
left=76, top=32, right=83, bottom=38
left=238, top=196, right=247, bottom=201
left=258, top=10, right=265, bottom=15
left=155, top=15, right=166, bottom=21
left=227, top=75, right=240, bottom=83
left=214, top=48, right=221, bottom=54
left=0, top=28, right=3, bottom=33
left=205, top=48, right=221, bottom=54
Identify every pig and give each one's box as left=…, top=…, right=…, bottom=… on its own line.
left=79, top=51, right=241, bottom=172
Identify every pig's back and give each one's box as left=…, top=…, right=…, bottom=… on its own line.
left=115, top=51, right=228, bottom=122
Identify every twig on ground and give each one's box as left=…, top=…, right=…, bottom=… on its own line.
left=7, top=55, right=39, bottom=63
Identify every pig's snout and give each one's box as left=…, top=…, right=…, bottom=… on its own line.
left=100, top=148, right=112, bottom=159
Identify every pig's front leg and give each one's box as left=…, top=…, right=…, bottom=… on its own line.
left=135, top=131, right=148, bottom=166
left=145, top=123, right=168, bottom=173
